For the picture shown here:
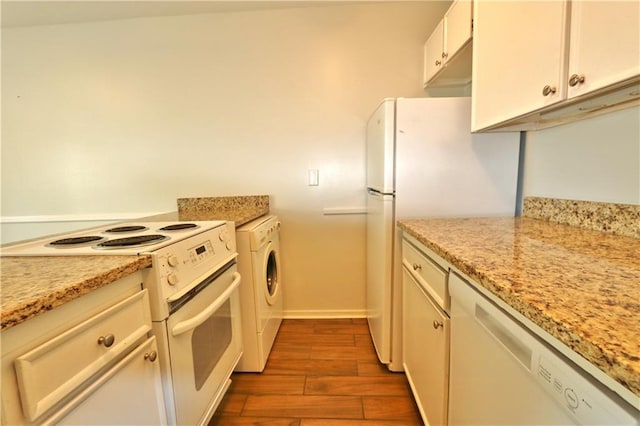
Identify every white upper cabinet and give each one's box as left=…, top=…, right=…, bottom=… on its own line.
left=567, top=1, right=640, bottom=99
left=471, top=1, right=569, bottom=131
left=423, top=0, right=473, bottom=87
left=424, top=20, right=445, bottom=84
left=445, top=0, right=473, bottom=62
left=472, top=1, right=640, bottom=132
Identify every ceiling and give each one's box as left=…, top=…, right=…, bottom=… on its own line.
left=1, top=1, right=353, bottom=28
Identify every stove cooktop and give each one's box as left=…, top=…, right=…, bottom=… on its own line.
left=0, top=221, right=227, bottom=256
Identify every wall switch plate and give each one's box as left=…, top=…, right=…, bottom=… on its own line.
left=308, top=169, right=319, bottom=186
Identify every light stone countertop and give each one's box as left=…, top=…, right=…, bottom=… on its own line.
left=398, top=216, right=640, bottom=407
left=0, top=255, right=152, bottom=330
left=176, top=195, right=270, bottom=226
left=523, top=196, right=640, bottom=238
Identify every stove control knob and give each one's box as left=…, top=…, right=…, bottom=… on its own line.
left=219, top=231, right=227, bottom=241
left=167, top=274, right=179, bottom=286
left=167, top=255, right=179, bottom=267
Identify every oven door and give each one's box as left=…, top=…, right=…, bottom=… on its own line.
left=165, top=263, right=242, bottom=426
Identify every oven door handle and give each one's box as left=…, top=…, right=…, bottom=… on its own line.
left=171, top=272, right=241, bottom=337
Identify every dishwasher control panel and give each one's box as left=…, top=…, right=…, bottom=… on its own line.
left=536, top=354, right=639, bottom=425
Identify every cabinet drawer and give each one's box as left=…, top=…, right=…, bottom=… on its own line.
left=14, top=289, right=152, bottom=422
left=402, top=239, right=448, bottom=310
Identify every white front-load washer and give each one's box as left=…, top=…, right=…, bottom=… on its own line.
left=234, top=215, right=283, bottom=372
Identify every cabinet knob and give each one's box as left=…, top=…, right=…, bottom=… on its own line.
left=442, top=52, right=448, bottom=59
left=569, top=74, right=585, bottom=87
left=97, top=334, right=115, bottom=348
left=412, top=263, right=422, bottom=271
left=433, top=320, right=444, bottom=330
left=435, top=60, right=441, bottom=66
left=144, top=351, right=158, bottom=362
left=542, top=85, right=557, bottom=96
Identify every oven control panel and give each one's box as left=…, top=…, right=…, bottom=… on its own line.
left=189, top=240, right=214, bottom=265
left=152, top=223, right=236, bottom=293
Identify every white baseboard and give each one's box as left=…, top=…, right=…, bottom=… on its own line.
left=283, top=309, right=367, bottom=319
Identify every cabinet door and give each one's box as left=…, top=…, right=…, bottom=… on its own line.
left=402, top=268, right=449, bottom=426
left=49, top=337, right=167, bottom=425
left=567, top=1, right=640, bottom=99
left=424, top=20, right=444, bottom=85
left=444, top=0, right=472, bottom=63
left=472, top=1, right=569, bottom=131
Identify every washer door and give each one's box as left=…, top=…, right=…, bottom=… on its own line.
left=262, top=242, right=280, bottom=306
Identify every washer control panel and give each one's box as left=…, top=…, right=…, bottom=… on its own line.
left=247, top=216, right=281, bottom=250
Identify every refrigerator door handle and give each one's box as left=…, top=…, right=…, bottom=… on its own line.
left=367, top=188, right=394, bottom=197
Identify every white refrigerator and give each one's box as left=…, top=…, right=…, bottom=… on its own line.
left=365, top=97, right=521, bottom=371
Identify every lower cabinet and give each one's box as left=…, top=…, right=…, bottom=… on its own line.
left=1, top=273, right=167, bottom=425
left=402, top=267, right=450, bottom=426
left=50, top=336, right=165, bottom=425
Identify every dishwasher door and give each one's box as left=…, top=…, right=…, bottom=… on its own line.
left=448, top=272, right=639, bottom=426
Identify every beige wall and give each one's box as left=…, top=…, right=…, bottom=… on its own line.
left=1, top=2, right=449, bottom=316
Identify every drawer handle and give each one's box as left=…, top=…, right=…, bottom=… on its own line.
left=433, top=320, right=444, bottom=330
left=412, top=263, right=422, bottom=271
left=144, top=351, right=158, bottom=362
left=542, top=85, right=556, bottom=96
left=97, top=334, right=115, bottom=348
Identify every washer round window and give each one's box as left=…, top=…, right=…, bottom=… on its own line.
left=265, top=250, right=279, bottom=304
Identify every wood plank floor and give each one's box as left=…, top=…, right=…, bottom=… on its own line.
left=209, top=318, right=424, bottom=426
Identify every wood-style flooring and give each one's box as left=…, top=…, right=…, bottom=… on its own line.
left=209, top=318, right=423, bottom=426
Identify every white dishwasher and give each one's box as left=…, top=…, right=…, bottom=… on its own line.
left=448, top=272, right=639, bottom=426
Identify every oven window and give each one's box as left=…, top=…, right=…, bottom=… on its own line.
left=191, top=299, right=232, bottom=391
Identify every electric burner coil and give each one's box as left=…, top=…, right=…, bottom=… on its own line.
left=158, top=223, right=199, bottom=231
left=94, top=234, right=169, bottom=250
left=47, top=236, right=106, bottom=248
left=104, top=225, right=149, bottom=233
